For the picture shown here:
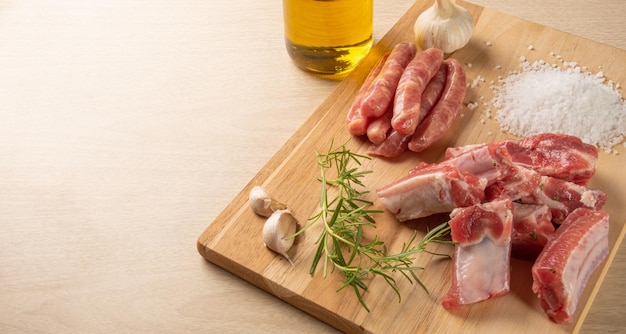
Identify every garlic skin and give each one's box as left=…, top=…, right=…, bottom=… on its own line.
left=414, top=0, right=474, bottom=54
left=249, top=185, right=287, bottom=217
left=262, top=209, right=297, bottom=266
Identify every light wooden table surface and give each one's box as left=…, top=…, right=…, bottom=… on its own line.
left=1, top=1, right=624, bottom=333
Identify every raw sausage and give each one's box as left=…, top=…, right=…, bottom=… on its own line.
left=391, top=48, right=444, bottom=135
left=368, top=62, right=448, bottom=158
left=367, top=130, right=412, bottom=159
left=359, top=42, right=417, bottom=118
left=408, top=58, right=466, bottom=152
left=366, top=104, right=393, bottom=145
left=417, top=64, right=447, bottom=124
left=346, top=54, right=389, bottom=136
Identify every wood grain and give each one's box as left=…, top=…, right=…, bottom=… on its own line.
left=1, top=1, right=624, bottom=333
left=197, top=1, right=626, bottom=333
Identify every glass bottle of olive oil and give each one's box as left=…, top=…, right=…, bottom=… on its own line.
left=282, top=0, right=373, bottom=78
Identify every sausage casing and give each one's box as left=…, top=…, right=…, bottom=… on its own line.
left=359, top=42, right=417, bottom=119
left=391, top=48, right=444, bottom=135
left=408, top=58, right=466, bottom=152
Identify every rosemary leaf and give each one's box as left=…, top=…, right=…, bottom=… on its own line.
left=300, top=141, right=451, bottom=312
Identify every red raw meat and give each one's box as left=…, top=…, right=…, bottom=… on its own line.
left=441, top=196, right=513, bottom=309
left=440, top=144, right=503, bottom=185
left=531, top=208, right=609, bottom=324
left=520, top=175, right=607, bottom=223
left=444, top=133, right=598, bottom=185
left=511, top=202, right=555, bottom=261
left=503, top=133, right=597, bottom=186
left=442, top=142, right=545, bottom=203
left=484, top=157, right=543, bottom=202
left=441, top=145, right=541, bottom=201
left=376, top=163, right=486, bottom=222
left=441, top=143, right=538, bottom=195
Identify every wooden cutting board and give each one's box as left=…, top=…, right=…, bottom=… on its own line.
left=197, top=1, right=626, bottom=333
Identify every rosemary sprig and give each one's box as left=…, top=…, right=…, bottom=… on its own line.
left=296, top=141, right=452, bottom=312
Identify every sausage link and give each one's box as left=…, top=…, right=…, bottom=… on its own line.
left=408, top=58, right=466, bottom=152
left=366, top=103, right=393, bottom=145
left=418, top=64, right=447, bottom=124
left=391, top=48, right=444, bottom=135
left=359, top=42, right=417, bottom=118
left=367, top=130, right=412, bottom=159
left=370, top=61, right=447, bottom=153
left=346, top=54, right=389, bottom=136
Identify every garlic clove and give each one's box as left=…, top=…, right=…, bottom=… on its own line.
left=249, top=185, right=287, bottom=217
left=262, top=209, right=297, bottom=266
left=414, top=0, right=474, bottom=54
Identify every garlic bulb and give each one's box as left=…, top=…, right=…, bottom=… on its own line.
left=249, top=185, right=287, bottom=217
left=414, top=0, right=474, bottom=54
left=262, top=209, right=297, bottom=266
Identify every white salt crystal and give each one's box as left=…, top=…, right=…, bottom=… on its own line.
left=493, top=61, right=626, bottom=152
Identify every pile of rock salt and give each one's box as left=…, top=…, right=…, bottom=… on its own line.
left=492, top=60, right=626, bottom=153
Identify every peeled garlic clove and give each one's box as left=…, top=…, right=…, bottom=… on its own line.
left=249, top=185, right=287, bottom=217
left=414, top=0, right=474, bottom=54
left=263, top=209, right=297, bottom=266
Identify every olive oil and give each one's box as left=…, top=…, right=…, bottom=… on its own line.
left=282, top=0, right=373, bottom=77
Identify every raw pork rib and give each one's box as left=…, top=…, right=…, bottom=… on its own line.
left=484, top=158, right=542, bottom=202
left=441, top=197, right=513, bottom=309
left=440, top=144, right=503, bottom=185
left=437, top=143, right=539, bottom=196
left=531, top=208, right=609, bottom=324
left=376, top=163, right=486, bottom=222
left=444, top=133, right=598, bottom=185
left=502, top=133, right=598, bottom=186
left=520, top=175, right=607, bottom=223
left=511, top=203, right=554, bottom=261
left=443, top=142, right=546, bottom=203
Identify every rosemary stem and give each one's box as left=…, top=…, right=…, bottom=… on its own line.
left=300, top=141, right=451, bottom=312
